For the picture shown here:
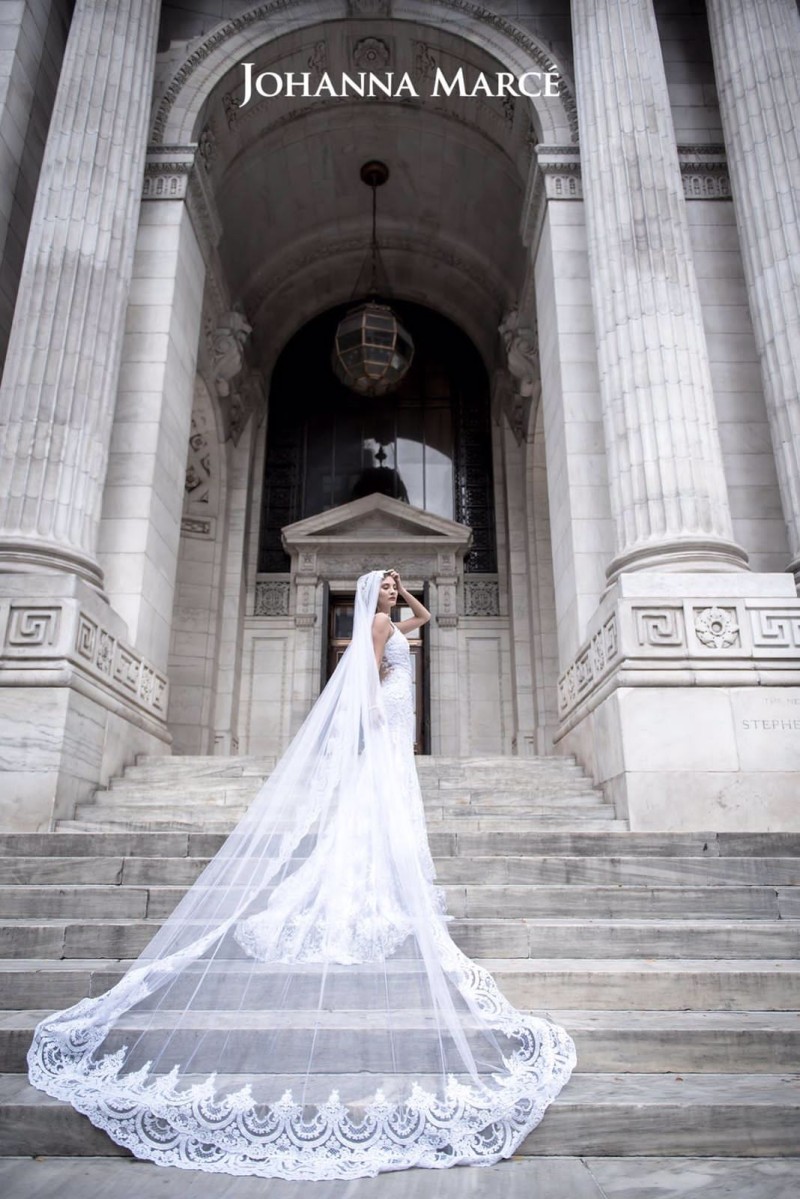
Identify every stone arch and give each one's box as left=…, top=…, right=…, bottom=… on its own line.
left=151, top=0, right=576, bottom=148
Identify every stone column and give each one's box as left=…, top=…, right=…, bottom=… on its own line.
left=705, top=0, right=800, bottom=581
left=571, top=0, right=748, bottom=579
left=0, top=0, right=161, bottom=588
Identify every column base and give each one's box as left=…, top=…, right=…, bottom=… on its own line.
left=555, top=572, right=800, bottom=831
left=606, top=537, right=750, bottom=583
left=0, top=573, right=171, bottom=830
left=0, top=536, right=104, bottom=591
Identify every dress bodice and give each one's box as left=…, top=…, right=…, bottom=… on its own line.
left=380, top=626, right=415, bottom=747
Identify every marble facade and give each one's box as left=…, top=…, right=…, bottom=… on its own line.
left=0, top=0, right=798, bottom=831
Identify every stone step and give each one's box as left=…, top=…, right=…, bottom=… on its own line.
left=3, top=915, right=797, bottom=962
left=133, top=754, right=580, bottom=770
left=86, top=794, right=610, bottom=817
left=3, top=958, right=798, bottom=1011
left=2, top=854, right=799, bottom=889
left=2, top=1155, right=800, bottom=1199
left=3, top=830, right=797, bottom=858
left=4, top=1008, right=799, bottom=1075
left=3, top=1072, right=798, bottom=1157
left=61, top=812, right=628, bottom=833
left=2, top=881, right=793, bottom=921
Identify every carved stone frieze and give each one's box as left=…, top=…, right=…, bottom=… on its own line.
left=558, top=613, right=620, bottom=719
left=558, top=588, right=800, bottom=722
left=523, top=144, right=732, bottom=254
left=151, top=0, right=576, bottom=145
left=0, top=599, right=168, bottom=720
left=678, top=145, right=730, bottom=200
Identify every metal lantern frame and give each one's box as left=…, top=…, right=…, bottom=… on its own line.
left=332, top=161, right=414, bottom=397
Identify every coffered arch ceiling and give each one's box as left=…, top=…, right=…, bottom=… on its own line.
left=192, top=17, right=560, bottom=369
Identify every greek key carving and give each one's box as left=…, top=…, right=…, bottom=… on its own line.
left=634, top=608, right=685, bottom=647
left=751, top=610, right=800, bottom=649
left=558, top=613, right=620, bottom=719
left=75, top=615, right=96, bottom=660
left=694, top=606, right=740, bottom=650
left=113, top=646, right=141, bottom=693
left=6, top=607, right=60, bottom=647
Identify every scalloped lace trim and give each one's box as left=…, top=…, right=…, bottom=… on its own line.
left=28, top=945, right=576, bottom=1181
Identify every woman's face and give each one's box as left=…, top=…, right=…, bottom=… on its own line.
left=377, top=574, right=398, bottom=610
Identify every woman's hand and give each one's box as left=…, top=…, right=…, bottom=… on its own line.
left=386, top=568, right=405, bottom=596
left=385, top=569, right=432, bottom=633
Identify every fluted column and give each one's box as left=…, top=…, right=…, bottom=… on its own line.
left=571, top=0, right=748, bottom=579
left=706, top=0, right=800, bottom=581
left=0, top=0, right=161, bottom=588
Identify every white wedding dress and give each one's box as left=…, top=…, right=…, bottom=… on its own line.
left=28, top=571, right=576, bottom=1180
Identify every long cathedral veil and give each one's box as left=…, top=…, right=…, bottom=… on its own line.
left=28, top=570, right=576, bottom=1180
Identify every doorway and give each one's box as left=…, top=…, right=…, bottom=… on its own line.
left=326, top=592, right=428, bottom=754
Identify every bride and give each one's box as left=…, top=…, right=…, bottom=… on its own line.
left=28, top=568, right=576, bottom=1180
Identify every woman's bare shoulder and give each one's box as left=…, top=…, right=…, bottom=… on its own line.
left=372, top=612, right=392, bottom=630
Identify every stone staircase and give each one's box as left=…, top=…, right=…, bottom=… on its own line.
left=1, top=754, right=799, bottom=1185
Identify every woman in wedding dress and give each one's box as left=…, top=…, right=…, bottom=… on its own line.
left=28, top=568, right=575, bottom=1180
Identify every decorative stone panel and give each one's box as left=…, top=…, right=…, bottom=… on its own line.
left=254, top=579, right=291, bottom=616
left=558, top=582, right=800, bottom=722
left=464, top=578, right=500, bottom=617
left=0, top=598, right=168, bottom=721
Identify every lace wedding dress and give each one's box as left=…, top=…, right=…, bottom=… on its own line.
left=28, top=570, right=576, bottom=1180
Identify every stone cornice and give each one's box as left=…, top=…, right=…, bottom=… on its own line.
left=522, top=143, right=732, bottom=253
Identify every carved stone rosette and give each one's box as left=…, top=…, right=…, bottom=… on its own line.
left=558, top=582, right=800, bottom=724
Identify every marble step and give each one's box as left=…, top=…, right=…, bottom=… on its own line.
left=2, top=881, right=792, bottom=921
left=3, top=1072, right=799, bottom=1157
left=4, top=1009, right=799, bottom=1075
left=132, top=754, right=582, bottom=772
left=2, top=916, right=796, bottom=962
left=61, top=812, right=627, bottom=833
left=3, top=958, right=798, bottom=1011
left=2, top=854, right=799, bottom=889
left=4, top=830, right=797, bottom=858
left=2, top=1155, right=800, bottom=1199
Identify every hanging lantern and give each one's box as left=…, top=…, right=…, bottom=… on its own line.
left=332, top=299, right=414, bottom=397
left=332, top=161, right=414, bottom=396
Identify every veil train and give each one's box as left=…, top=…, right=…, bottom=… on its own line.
left=28, top=569, right=576, bottom=1180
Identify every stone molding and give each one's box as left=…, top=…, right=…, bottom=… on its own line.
left=523, top=143, right=731, bottom=252
left=678, top=145, right=731, bottom=199
left=558, top=587, right=800, bottom=725
left=151, top=0, right=576, bottom=146
left=142, top=145, right=226, bottom=313
left=0, top=597, right=169, bottom=725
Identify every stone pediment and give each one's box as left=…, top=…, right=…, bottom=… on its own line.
left=282, top=494, right=472, bottom=549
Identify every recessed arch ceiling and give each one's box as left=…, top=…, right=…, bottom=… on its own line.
left=195, top=18, right=544, bottom=370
